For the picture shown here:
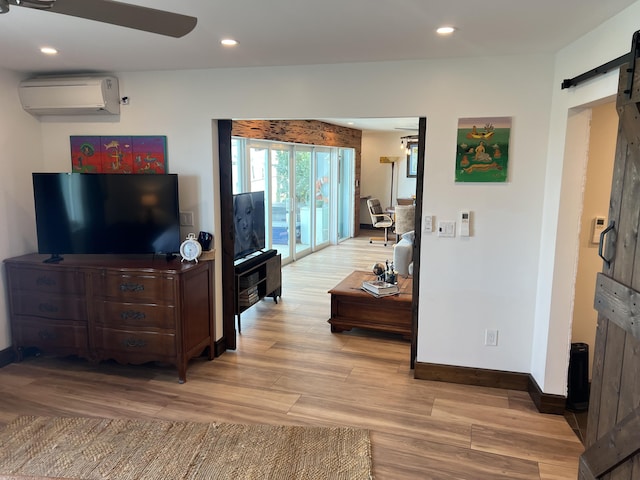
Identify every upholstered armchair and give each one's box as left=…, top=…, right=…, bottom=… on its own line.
left=393, top=204, right=415, bottom=241
left=393, top=230, right=414, bottom=276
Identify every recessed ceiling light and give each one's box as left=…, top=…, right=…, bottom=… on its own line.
left=436, top=26, right=456, bottom=35
left=40, top=47, right=58, bottom=55
left=221, top=39, right=238, bottom=46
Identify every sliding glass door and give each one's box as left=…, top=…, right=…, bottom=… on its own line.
left=295, top=147, right=312, bottom=257
left=232, top=137, right=355, bottom=265
left=314, top=148, right=331, bottom=247
left=270, top=146, right=291, bottom=262
left=337, top=148, right=354, bottom=242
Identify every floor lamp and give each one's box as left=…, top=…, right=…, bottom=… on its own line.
left=380, top=156, right=400, bottom=207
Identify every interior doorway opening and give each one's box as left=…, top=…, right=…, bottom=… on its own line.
left=567, top=100, right=616, bottom=390
left=219, top=117, right=424, bottom=361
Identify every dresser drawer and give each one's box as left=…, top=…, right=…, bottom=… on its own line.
left=93, top=328, right=176, bottom=357
left=13, top=318, right=88, bottom=351
left=94, top=272, right=176, bottom=304
left=12, top=292, right=86, bottom=321
left=95, top=301, right=176, bottom=330
left=9, top=267, right=84, bottom=295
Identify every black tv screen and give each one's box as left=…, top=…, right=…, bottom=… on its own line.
left=33, top=173, right=180, bottom=257
left=233, top=191, right=266, bottom=260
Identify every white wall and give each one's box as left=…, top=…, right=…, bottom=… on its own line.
left=416, top=64, right=552, bottom=376
left=360, top=130, right=416, bottom=225
left=0, top=68, right=44, bottom=350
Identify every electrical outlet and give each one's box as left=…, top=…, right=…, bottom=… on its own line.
left=485, top=329, right=498, bottom=346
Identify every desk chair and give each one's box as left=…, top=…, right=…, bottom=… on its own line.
left=367, top=198, right=394, bottom=246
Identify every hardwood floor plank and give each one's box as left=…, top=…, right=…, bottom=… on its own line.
left=287, top=395, right=472, bottom=448
left=538, top=461, right=579, bottom=480
left=471, top=424, right=584, bottom=466
left=149, top=378, right=301, bottom=414
left=373, top=431, right=542, bottom=480
left=273, top=373, right=436, bottom=416
left=432, top=397, right=579, bottom=440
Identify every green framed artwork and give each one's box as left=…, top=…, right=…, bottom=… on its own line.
left=455, top=117, right=511, bottom=182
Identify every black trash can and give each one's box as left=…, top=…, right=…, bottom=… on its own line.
left=567, top=342, right=589, bottom=411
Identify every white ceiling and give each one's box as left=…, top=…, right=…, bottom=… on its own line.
left=0, top=0, right=635, bottom=74
left=0, top=0, right=635, bottom=131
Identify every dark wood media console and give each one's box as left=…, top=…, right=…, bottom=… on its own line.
left=234, top=251, right=281, bottom=332
left=4, top=253, right=215, bottom=383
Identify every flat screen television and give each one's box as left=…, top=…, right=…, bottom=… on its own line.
left=32, top=173, right=180, bottom=261
left=233, top=191, right=266, bottom=260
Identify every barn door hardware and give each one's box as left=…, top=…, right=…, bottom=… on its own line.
left=598, top=221, right=615, bottom=267
left=561, top=29, right=640, bottom=90
left=623, top=30, right=640, bottom=98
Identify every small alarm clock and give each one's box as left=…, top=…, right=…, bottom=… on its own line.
left=179, top=233, right=202, bottom=263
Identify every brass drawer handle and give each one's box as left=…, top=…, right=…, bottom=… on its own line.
left=38, top=303, right=59, bottom=313
left=124, top=338, right=147, bottom=348
left=119, top=283, right=144, bottom=292
left=120, top=310, right=146, bottom=320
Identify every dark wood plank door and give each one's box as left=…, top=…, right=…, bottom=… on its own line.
left=579, top=38, right=640, bottom=479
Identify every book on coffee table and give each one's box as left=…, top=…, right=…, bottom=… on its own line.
left=362, top=280, right=399, bottom=296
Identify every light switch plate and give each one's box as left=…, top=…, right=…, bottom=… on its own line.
left=437, top=220, right=456, bottom=237
left=179, top=211, right=194, bottom=226
left=424, top=215, right=433, bottom=233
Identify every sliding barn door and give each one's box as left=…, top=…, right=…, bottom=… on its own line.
left=579, top=37, right=640, bottom=479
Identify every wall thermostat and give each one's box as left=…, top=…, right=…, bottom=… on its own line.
left=460, top=210, right=470, bottom=237
left=592, top=216, right=606, bottom=244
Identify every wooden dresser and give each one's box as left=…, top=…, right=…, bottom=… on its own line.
left=4, top=253, right=215, bottom=383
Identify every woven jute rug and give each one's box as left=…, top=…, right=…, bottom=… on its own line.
left=0, top=416, right=372, bottom=480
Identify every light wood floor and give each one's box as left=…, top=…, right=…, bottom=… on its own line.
left=0, top=235, right=583, bottom=479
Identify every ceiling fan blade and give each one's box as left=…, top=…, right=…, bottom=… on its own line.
left=48, top=0, right=197, bottom=38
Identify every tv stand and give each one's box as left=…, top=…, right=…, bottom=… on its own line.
left=234, top=250, right=281, bottom=332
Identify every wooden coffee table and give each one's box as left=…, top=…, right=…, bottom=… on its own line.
left=328, top=270, right=412, bottom=337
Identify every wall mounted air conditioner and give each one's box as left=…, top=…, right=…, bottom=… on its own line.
left=19, top=76, right=120, bottom=115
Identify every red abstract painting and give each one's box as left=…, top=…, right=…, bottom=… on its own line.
left=71, top=136, right=167, bottom=174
